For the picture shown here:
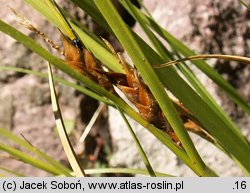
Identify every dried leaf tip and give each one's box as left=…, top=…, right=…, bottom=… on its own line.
left=10, top=7, right=62, bottom=53
left=9, top=7, right=38, bottom=32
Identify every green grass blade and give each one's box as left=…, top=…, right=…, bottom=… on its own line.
left=85, top=168, right=173, bottom=177
left=120, top=0, right=241, bottom=147
left=156, top=63, right=250, bottom=172
left=0, top=166, right=24, bottom=177
left=47, top=62, right=86, bottom=177
left=149, top=17, right=250, bottom=115
left=240, top=0, right=250, bottom=10
left=116, top=2, right=250, bottom=172
left=93, top=0, right=216, bottom=176
left=119, top=0, right=219, bottom=112
left=141, top=2, right=250, bottom=115
left=120, top=0, right=230, bottom=121
left=24, top=0, right=74, bottom=39
left=0, top=19, right=210, bottom=176
left=0, top=19, right=118, bottom=100
left=116, top=106, right=156, bottom=177
left=120, top=1, right=250, bottom=136
left=0, top=66, right=114, bottom=106
left=120, top=0, right=171, bottom=60
left=0, top=143, right=61, bottom=175
left=154, top=54, right=250, bottom=139
left=24, top=0, right=123, bottom=73
left=2, top=4, right=194, bottom=175
left=175, top=63, right=244, bottom=141
left=1, top=0, right=249, bottom=176
left=70, top=0, right=111, bottom=32
left=0, top=127, right=72, bottom=176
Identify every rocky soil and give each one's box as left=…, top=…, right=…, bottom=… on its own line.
left=0, top=0, right=249, bottom=176
left=109, top=0, right=250, bottom=176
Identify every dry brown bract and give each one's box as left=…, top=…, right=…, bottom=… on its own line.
left=12, top=8, right=215, bottom=148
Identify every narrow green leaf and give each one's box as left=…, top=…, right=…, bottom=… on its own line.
left=93, top=0, right=216, bottom=176
left=120, top=0, right=171, bottom=60
left=0, top=143, right=61, bottom=175
left=0, top=66, right=114, bottom=106
left=148, top=14, right=250, bottom=115
left=24, top=0, right=74, bottom=39
left=116, top=106, right=156, bottom=177
left=116, top=2, right=250, bottom=173
left=24, top=0, right=123, bottom=73
left=0, top=166, right=24, bottom=177
left=0, top=19, right=118, bottom=101
left=240, top=0, right=250, bottom=10
left=0, top=19, right=208, bottom=176
left=0, top=127, right=72, bottom=176
left=85, top=168, right=173, bottom=177
left=70, top=0, right=111, bottom=32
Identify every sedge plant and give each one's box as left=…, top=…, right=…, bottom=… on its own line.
left=0, top=0, right=249, bottom=176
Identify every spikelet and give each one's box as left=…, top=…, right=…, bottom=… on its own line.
left=12, top=8, right=213, bottom=148
left=10, top=7, right=62, bottom=53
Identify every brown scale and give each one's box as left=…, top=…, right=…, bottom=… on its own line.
left=61, top=34, right=116, bottom=94
left=61, top=35, right=181, bottom=145
left=113, top=54, right=180, bottom=145
left=12, top=8, right=214, bottom=147
left=55, top=32, right=182, bottom=146
left=67, top=41, right=215, bottom=145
